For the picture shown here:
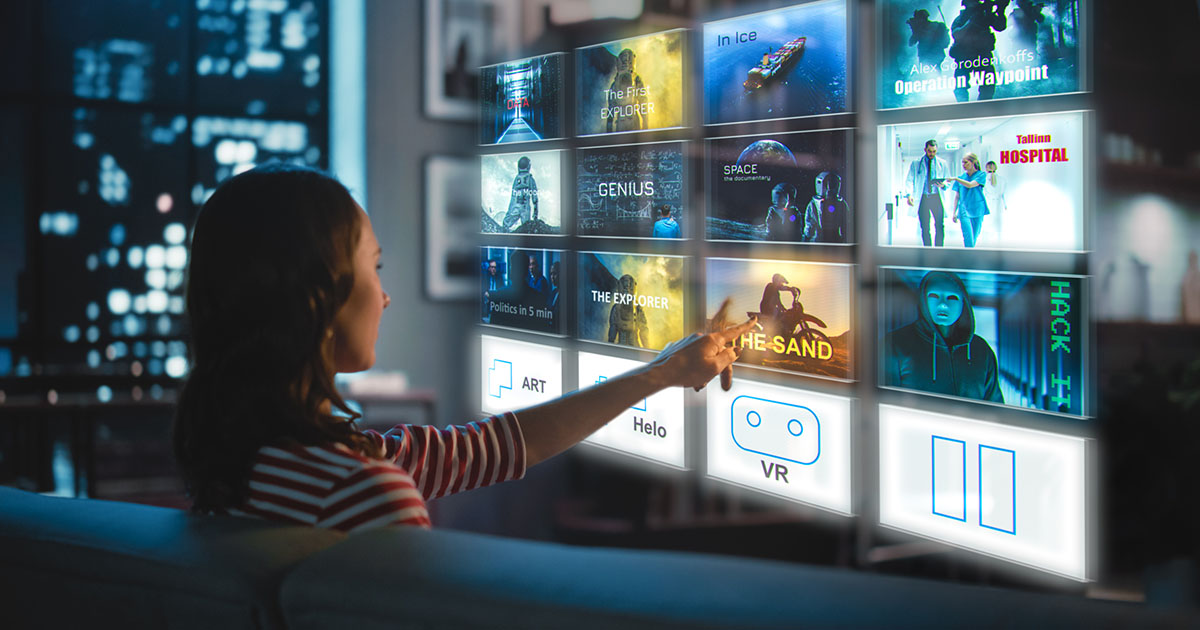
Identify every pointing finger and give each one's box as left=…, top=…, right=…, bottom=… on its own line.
left=709, top=298, right=733, bottom=333
left=714, top=316, right=757, bottom=345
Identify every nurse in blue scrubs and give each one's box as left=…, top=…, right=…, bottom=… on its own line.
left=949, top=153, right=988, bottom=248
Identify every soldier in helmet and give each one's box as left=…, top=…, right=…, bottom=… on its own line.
left=906, top=8, right=951, bottom=69
left=501, top=155, right=539, bottom=232
left=607, top=48, right=648, bottom=133
left=949, top=0, right=1009, bottom=102
left=1011, top=0, right=1047, bottom=53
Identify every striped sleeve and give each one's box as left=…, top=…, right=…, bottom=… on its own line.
left=371, top=411, right=527, bottom=500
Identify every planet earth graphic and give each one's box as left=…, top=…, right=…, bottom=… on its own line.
left=735, top=140, right=797, bottom=168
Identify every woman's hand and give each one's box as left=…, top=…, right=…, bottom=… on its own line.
left=648, top=302, right=757, bottom=392
left=515, top=310, right=756, bottom=466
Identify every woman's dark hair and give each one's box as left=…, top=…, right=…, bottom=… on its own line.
left=174, top=162, right=381, bottom=513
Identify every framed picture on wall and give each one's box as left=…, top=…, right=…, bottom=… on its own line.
left=423, top=0, right=520, bottom=121
left=424, top=155, right=480, bottom=300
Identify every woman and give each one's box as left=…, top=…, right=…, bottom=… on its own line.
left=175, top=163, right=753, bottom=532
left=949, top=153, right=988, bottom=248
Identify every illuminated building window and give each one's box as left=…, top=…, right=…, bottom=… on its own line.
left=1, top=0, right=329, bottom=382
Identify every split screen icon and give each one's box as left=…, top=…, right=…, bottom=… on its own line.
left=932, top=435, right=1016, bottom=535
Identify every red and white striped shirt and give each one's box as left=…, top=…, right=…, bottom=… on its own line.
left=228, top=412, right=526, bottom=532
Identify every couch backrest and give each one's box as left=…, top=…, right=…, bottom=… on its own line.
left=280, top=527, right=1196, bottom=630
left=0, top=486, right=345, bottom=630
left=2, top=485, right=1195, bottom=629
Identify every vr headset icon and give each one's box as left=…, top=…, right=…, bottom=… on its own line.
left=730, top=395, right=821, bottom=465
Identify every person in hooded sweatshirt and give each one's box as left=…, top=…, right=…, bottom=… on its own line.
left=884, top=270, right=1003, bottom=403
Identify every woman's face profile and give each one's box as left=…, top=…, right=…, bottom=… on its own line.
left=331, top=207, right=390, bottom=372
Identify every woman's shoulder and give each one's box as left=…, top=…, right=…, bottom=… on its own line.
left=240, top=440, right=428, bottom=531
left=256, top=441, right=396, bottom=480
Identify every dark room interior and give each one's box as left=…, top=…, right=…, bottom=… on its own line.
left=2, top=0, right=1199, bottom=627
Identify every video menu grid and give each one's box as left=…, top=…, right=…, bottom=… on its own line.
left=475, top=0, right=1092, bottom=580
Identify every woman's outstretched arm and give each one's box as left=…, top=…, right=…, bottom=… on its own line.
left=515, top=317, right=757, bottom=467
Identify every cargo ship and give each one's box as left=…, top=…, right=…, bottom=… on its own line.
left=743, top=36, right=806, bottom=91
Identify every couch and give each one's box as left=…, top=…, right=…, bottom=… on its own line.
left=0, top=486, right=1193, bottom=629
